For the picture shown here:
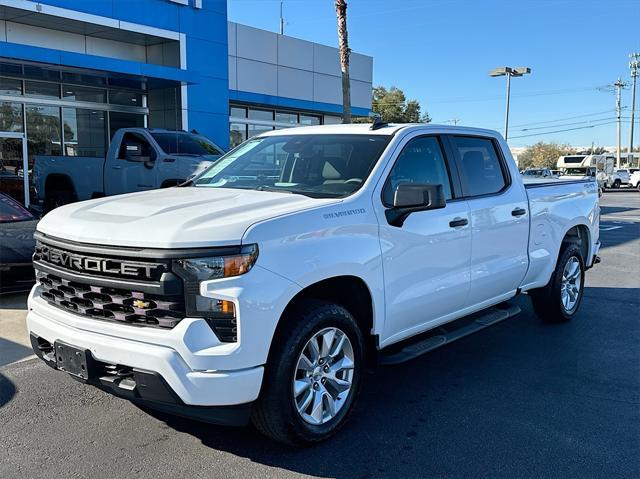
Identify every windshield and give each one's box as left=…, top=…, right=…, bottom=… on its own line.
left=151, top=132, right=223, bottom=156
left=192, top=134, right=392, bottom=198
left=564, top=168, right=589, bottom=175
left=0, top=194, right=33, bottom=222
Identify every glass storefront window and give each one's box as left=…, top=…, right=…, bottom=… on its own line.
left=276, top=111, right=298, bottom=124
left=63, top=108, right=107, bottom=157
left=0, top=77, right=22, bottom=96
left=24, top=81, right=60, bottom=99
left=324, top=115, right=343, bottom=125
left=109, top=90, right=144, bottom=106
left=26, top=105, right=62, bottom=170
left=230, top=123, right=247, bottom=148
left=109, top=111, right=145, bottom=138
left=248, top=108, right=273, bottom=121
left=230, top=106, right=246, bottom=118
left=248, top=124, right=274, bottom=138
left=0, top=102, right=24, bottom=132
left=299, top=114, right=321, bottom=125
left=63, top=86, right=107, bottom=104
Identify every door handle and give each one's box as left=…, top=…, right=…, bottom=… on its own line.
left=163, top=157, right=176, bottom=163
left=511, top=207, right=527, bottom=217
left=449, top=217, right=468, bottom=228
left=112, top=165, right=122, bottom=170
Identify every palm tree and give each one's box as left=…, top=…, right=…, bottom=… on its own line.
left=335, top=0, right=351, bottom=123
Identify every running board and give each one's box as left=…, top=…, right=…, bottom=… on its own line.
left=379, top=303, right=521, bottom=365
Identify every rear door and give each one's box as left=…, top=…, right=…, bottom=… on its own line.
left=446, top=135, right=529, bottom=306
left=374, top=134, right=472, bottom=344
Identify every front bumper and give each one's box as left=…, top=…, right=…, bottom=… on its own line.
left=27, top=290, right=264, bottom=408
left=29, top=332, right=252, bottom=426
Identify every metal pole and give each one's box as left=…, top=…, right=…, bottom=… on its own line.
left=279, top=2, right=284, bottom=35
left=504, top=73, right=511, bottom=140
left=616, top=78, right=622, bottom=169
left=629, top=54, right=638, bottom=155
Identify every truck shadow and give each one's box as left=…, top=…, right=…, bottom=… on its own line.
left=0, top=370, right=17, bottom=409
left=141, top=286, right=640, bottom=478
left=0, top=337, right=34, bottom=368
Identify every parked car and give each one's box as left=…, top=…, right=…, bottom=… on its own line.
left=606, top=169, right=630, bottom=189
left=0, top=193, right=37, bottom=293
left=522, top=167, right=555, bottom=178
left=33, top=128, right=224, bottom=211
left=551, top=169, right=563, bottom=177
left=27, top=123, right=600, bottom=445
left=630, top=170, right=640, bottom=190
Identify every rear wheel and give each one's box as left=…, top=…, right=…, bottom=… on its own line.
left=530, top=243, right=585, bottom=322
left=251, top=301, right=364, bottom=445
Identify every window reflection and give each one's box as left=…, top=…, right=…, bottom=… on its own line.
left=63, top=108, right=106, bottom=157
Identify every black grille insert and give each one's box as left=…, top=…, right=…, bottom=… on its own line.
left=36, top=271, right=185, bottom=328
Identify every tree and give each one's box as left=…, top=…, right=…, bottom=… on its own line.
left=366, top=86, right=431, bottom=123
left=517, top=141, right=575, bottom=170
left=335, top=0, right=351, bottom=124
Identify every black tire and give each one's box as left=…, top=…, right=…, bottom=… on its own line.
left=613, top=179, right=621, bottom=189
left=44, top=189, right=74, bottom=213
left=530, top=243, right=585, bottom=322
left=251, top=300, right=364, bottom=446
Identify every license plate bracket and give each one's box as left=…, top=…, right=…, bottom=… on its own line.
left=54, top=341, right=93, bottom=380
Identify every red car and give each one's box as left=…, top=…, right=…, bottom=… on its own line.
left=0, top=194, right=37, bottom=293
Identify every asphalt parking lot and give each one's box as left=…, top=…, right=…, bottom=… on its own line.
left=1, top=191, right=638, bottom=479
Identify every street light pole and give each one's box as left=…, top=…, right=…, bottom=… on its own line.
left=490, top=66, right=531, bottom=141
left=504, top=73, right=511, bottom=140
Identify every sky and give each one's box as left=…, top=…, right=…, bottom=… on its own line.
left=228, top=0, right=640, bottom=148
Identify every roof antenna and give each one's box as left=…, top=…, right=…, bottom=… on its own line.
left=370, top=114, right=388, bottom=131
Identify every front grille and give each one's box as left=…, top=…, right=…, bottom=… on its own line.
left=36, top=271, right=185, bottom=328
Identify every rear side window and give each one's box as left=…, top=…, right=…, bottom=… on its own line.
left=451, top=136, right=507, bottom=197
left=382, top=136, right=452, bottom=206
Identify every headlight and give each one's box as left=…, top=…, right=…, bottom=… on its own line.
left=172, top=245, right=258, bottom=342
left=173, top=244, right=258, bottom=281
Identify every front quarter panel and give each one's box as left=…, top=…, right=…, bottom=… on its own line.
left=242, top=197, right=384, bottom=336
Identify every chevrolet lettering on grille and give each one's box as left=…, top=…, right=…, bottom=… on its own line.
left=35, top=243, right=164, bottom=281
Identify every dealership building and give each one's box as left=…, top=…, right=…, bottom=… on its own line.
left=0, top=0, right=373, bottom=206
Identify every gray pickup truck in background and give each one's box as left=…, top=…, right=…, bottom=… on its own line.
left=33, top=128, right=224, bottom=211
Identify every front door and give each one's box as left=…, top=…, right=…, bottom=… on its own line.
left=374, top=134, right=472, bottom=345
left=0, top=133, right=29, bottom=207
left=104, top=131, right=157, bottom=196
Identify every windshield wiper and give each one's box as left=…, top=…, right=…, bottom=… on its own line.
left=254, top=186, right=295, bottom=194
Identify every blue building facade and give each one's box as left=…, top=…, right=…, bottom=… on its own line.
left=0, top=0, right=372, bottom=206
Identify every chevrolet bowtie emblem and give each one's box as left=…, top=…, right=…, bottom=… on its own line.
left=133, top=299, right=151, bottom=309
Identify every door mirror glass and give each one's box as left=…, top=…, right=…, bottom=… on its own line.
left=386, top=183, right=446, bottom=227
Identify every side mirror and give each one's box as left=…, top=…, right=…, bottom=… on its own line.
left=385, top=183, right=446, bottom=227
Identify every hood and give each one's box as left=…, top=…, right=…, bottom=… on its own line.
left=36, top=187, right=339, bottom=249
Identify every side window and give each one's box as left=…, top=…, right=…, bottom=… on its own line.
left=451, top=136, right=507, bottom=197
left=118, top=133, right=155, bottom=160
left=382, top=136, right=452, bottom=206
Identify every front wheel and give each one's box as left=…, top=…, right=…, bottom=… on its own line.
left=530, top=243, right=585, bottom=322
left=251, top=301, right=364, bottom=445
left=612, top=179, right=621, bottom=189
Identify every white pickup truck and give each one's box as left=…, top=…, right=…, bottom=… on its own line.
left=27, top=123, right=600, bottom=445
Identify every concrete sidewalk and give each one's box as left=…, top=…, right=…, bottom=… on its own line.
left=0, top=293, right=34, bottom=367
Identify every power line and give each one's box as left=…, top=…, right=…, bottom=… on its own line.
left=509, top=120, right=622, bottom=139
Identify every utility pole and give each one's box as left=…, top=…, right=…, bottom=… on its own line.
left=629, top=53, right=639, bottom=155
left=614, top=78, right=626, bottom=168
left=279, top=2, right=284, bottom=35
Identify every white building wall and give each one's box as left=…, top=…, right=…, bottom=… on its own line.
left=228, top=21, right=373, bottom=111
